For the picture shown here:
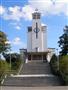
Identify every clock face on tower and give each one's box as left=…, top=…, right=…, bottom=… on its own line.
left=33, top=22, right=40, bottom=38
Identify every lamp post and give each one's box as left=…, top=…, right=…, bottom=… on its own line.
left=9, top=49, right=11, bottom=71
left=55, top=48, right=59, bottom=71
left=5, top=41, right=11, bottom=71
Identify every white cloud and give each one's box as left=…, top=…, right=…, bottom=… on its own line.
left=12, top=37, right=22, bottom=45
left=41, top=23, right=47, bottom=26
left=29, top=0, right=68, bottom=16
left=10, top=22, right=22, bottom=30
left=0, top=6, right=5, bottom=15
left=7, top=37, right=26, bottom=52
left=15, top=26, right=21, bottom=30
left=22, top=5, right=34, bottom=20
left=7, top=37, right=22, bottom=45
left=11, top=37, right=26, bottom=48
left=0, top=5, right=34, bottom=21
left=2, top=6, right=22, bottom=21
left=0, top=0, right=68, bottom=21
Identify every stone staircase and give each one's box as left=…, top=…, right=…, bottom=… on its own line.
left=20, top=60, right=52, bottom=74
left=3, top=60, right=62, bottom=86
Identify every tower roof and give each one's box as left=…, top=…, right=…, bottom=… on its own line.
left=33, top=8, right=40, bottom=14
left=35, top=8, right=38, bottom=12
left=32, top=9, right=41, bottom=19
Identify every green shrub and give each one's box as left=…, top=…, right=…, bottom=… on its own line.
left=4, top=53, right=22, bottom=71
left=50, top=54, right=59, bottom=75
left=0, top=60, right=10, bottom=83
left=11, top=59, right=22, bottom=71
left=59, top=55, right=68, bottom=85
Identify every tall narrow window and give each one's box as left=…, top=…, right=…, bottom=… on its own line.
left=36, top=22, right=38, bottom=38
left=34, top=22, right=40, bottom=39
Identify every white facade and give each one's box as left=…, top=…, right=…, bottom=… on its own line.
left=27, top=10, right=47, bottom=52
left=27, top=28, right=32, bottom=52
left=47, top=48, right=55, bottom=62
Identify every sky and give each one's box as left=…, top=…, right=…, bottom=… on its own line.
left=0, top=0, right=68, bottom=53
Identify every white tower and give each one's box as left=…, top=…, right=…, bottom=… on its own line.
left=20, top=9, right=55, bottom=61
left=27, top=9, right=47, bottom=52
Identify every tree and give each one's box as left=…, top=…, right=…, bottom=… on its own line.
left=58, top=25, right=68, bottom=55
left=3, top=53, right=22, bottom=70
left=50, top=54, right=59, bottom=75
left=0, top=31, right=10, bottom=56
left=59, top=55, right=68, bottom=85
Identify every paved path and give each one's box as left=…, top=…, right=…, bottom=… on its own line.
left=0, top=86, right=68, bottom=90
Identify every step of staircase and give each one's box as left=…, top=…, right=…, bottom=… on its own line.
left=20, top=61, right=52, bottom=74
left=3, top=74, right=62, bottom=86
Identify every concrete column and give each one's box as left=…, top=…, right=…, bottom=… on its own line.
left=31, top=54, right=32, bottom=61
left=25, top=54, right=28, bottom=63
left=47, top=53, right=50, bottom=62
left=26, top=57, right=28, bottom=63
